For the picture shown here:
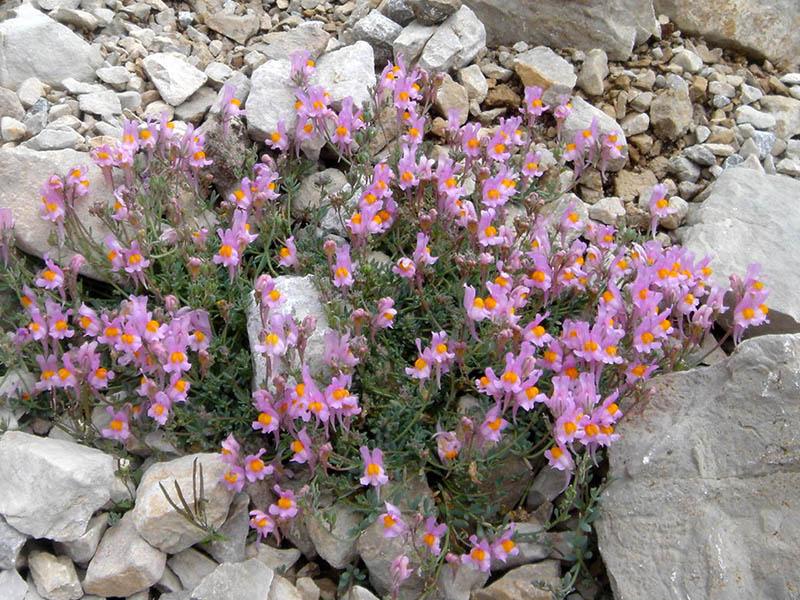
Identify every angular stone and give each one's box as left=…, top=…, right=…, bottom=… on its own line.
left=28, top=550, right=82, bottom=600
left=598, top=333, right=800, bottom=599
left=513, top=46, right=576, bottom=105
left=563, top=97, right=627, bottom=171
left=418, top=6, right=486, bottom=72
left=735, top=105, right=776, bottom=130
left=434, top=74, right=468, bottom=124
left=457, top=64, right=488, bottom=103
left=22, top=127, right=83, bottom=150
left=96, top=66, right=130, bottom=90
left=351, top=10, right=402, bottom=65
left=256, top=23, right=331, bottom=62
left=167, top=548, right=217, bottom=590
left=131, top=453, right=234, bottom=554
left=407, top=0, right=461, bottom=25
left=759, top=95, right=800, bottom=139
left=0, top=515, right=27, bottom=570
left=357, top=519, right=425, bottom=599
left=312, top=42, right=376, bottom=109
left=244, top=59, right=294, bottom=142
left=0, top=569, right=27, bottom=600
left=53, top=513, right=108, bottom=565
left=304, top=502, right=360, bottom=569
left=83, top=513, right=166, bottom=598
left=248, top=544, right=301, bottom=573
left=0, top=147, right=111, bottom=266
left=0, top=431, right=124, bottom=542
left=342, top=587, right=379, bottom=600
left=78, top=90, right=121, bottom=116
left=174, top=87, right=217, bottom=123
left=206, top=492, right=249, bottom=564
left=649, top=88, right=692, bottom=141
left=680, top=169, right=800, bottom=334
left=203, top=11, right=259, bottom=45
left=0, top=115, right=24, bottom=141
left=268, top=575, right=303, bottom=600
left=142, top=53, right=208, bottom=107
left=589, top=196, right=625, bottom=225
left=464, top=0, right=657, bottom=60
left=653, top=0, right=800, bottom=69
left=473, top=561, right=561, bottom=600
left=437, top=562, right=489, bottom=599
left=380, top=0, right=415, bottom=26
left=577, top=48, right=609, bottom=96
left=191, top=559, right=274, bottom=600
left=392, top=21, right=437, bottom=64
left=0, top=5, right=101, bottom=90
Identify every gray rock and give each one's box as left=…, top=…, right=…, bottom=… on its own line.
left=598, top=333, right=800, bottom=600
left=473, top=561, right=561, bottom=600
left=342, top=586, right=380, bottom=600
left=28, top=550, right=82, bottom=600
left=0, top=569, right=27, bottom=600
left=621, top=112, right=649, bottom=136
left=53, top=513, right=108, bottom=565
left=174, top=87, right=217, bottom=123
left=680, top=169, right=800, bottom=334
left=304, top=502, right=360, bottom=569
left=142, top=53, right=208, bottom=107
left=313, top=42, right=376, bottom=109
left=256, top=23, right=331, bottom=62
left=563, top=97, right=627, bottom=171
left=379, top=0, right=414, bottom=26
left=739, top=83, right=763, bottom=105
left=437, top=562, right=489, bottom=599
left=23, top=128, right=82, bottom=151
left=708, top=80, right=735, bottom=98
left=167, top=548, right=217, bottom=590
left=1, top=116, right=25, bottom=141
left=434, top=74, right=469, bottom=124
left=207, top=493, right=249, bottom=564
left=352, top=10, right=402, bottom=65
left=357, top=519, right=425, bottom=599
left=0, top=5, right=101, bottom=90
left=735, top=105, right=776, bottom=130
left=776, top=157, right=800, bottom=177
left=695, top=125, right=710, bottom=143
left=247, top=544, right=301, bottom=573
left=0, top=87, right=25, bottom=120
left=782, top=73, right=800, bottom=86
left=407, top=0, right=461, bottom=25
left=50, top=7, right=98, bottom=30
left=684, top=144, right=716, bottom=166
left=83, top=513, right=166, bottom=598
left=0, top=431, right=124, bottom=542
left=667, top=155, right=701, bottom=182
left=203, top=11, right=259, bottom=45
left=0, top=516, right=27, bottom=570
left=653, top=0, right=800, bottom=69
left=722, top=154, right=745, bottom=171
left=670, top=48, right=703, bottom=73
left=131, top=453, right=234, bottom=554
left=117, top=91, right=142, bottom=112
left=513, top=46, right=576, bottom=105
left=245, top=59, right=294, bottom=142
left=17, top=78, right=46, bottom=108
left=204, top=62, right=233, bottom=88
left=589, top=196, right=625, bottom=225
left=576, top=48, right=608, bottom=96
left=392, top=21, right=437, bottom=64
left=418, top=6, right=486, bottom=72
left=78, top=90, right=121, bottom=116
left=191, top=559, right=274, bottom=600
left=759, top=95, right=800, bottom=138
left=463, top=0, right=657, bottom=60
left=96, top=66, right=130, bottom=91
left=649, top=88, right=692, bottom=141
left=457, top=64, right=488, bottom=103
left=268, top=575, right=303, bottom=600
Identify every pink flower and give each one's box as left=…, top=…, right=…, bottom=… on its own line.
left=266, top=120, right=289, bottom=152
left=379, top=502, right=407, bottom=538
left=421, top=517, right=447, bottom=555
left=332, top=243, right=354, bottom=288
left=413, top=232, right=437, bottom=267
left=219, top=83, right=244, bottom=134
left=523, top=86, right=549, bottom=120
left=269, top=485, right=299, bottom=520
left=101, top=407, right=130, bottom=442
left=220, top=433, right=241, bottom=464
left=545, top=444, right=575, bottom=472
left=648, top=183, right=672, bottom=235
left=491, top=524, right=519, bottom=563
left=373, top=297, right=397, bottom=329
left=393, top=257, right=416, bottom=280
left=221, top=465, right=246, bottom=492
left=147, top=392, right=171, bottom=426
left=252, top=390, right=280, bottom=436
left=35, top=256, right=64, bottom=291
left=434, top=429, right=461, bottom=463
left=479, top=405, right=508, bottom=443
left=359, top=446, right=389, bottom=488
left=244, top=449, right=273, bottom=482
left=390, top=555, right=412, bottom=595
left=278, top=236, right=299, bottom=268
left=461, top=535, right=492, bottom=572
left=290, top=427, right=314, bottom=465
left=249, top=510, right=275, bottom=540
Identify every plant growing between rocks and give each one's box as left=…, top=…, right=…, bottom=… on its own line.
left=0, top=53, right=770, bottom=599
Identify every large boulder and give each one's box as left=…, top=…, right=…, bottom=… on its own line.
left=0, top=5, right=101, bottom=90
left=597, top=333, right=800, bottom=599
left=0, top=147, right=111, bottom=269
left=463, top=0, right=657, bottom=61
left=0, top=431, right=126, bottom=542
left=653, top=0, right=800, bottom=69
left=131, top=453, right=234, bottom=554
left=679, top=169, right=800, bottom=334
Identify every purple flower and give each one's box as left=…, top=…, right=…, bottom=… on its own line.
left=35, top=256, right=64, bottom=291
left=379, top=502, right=407, bottom=538
left=249, top=510, right=275, bottom=540
left=390, top=555, right=412, bottom=595
left=461, top=535, right=492, bottom=572
left=244, top=449, right=273, bottom=482
left=101, top=406, right=130, bottom=442
left=332, top=243, right=354, bottom=288
left=269, top=485, right=299, bottom=520
left=421, top=517, right=447, bottom=555
left=359, top=446, right=389, bottom=488
left=221, top=465, right=246, bottom=492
